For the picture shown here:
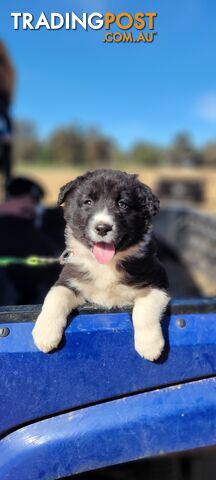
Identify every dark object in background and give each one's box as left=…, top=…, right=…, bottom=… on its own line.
left=0, top=140, right=12, bottom=181
left=3, top=176, right=64, bottom=242
left=156, top=178, right=204, bottom=203
left=154, top=208, right=216, bottom=296
left=0, top=107, right=13, bottom=181
left=0, top=176, right=65, bottom=305
left=0, top=173, right=65, bottom=307
left=157, top=239, right=201, bottom=298
left=0, top=215, right=61, bottom=305
left=0, top=41, right=14, bottom=182
left=42, top=207, right=65, bottom=252
left=6, top=176, right=45, bottom=202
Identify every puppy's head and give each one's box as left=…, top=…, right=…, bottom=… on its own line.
left=58, top=169, right=159, bottom=264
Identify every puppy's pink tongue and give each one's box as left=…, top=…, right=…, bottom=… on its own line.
left=93, top=242, right=115, bottom=264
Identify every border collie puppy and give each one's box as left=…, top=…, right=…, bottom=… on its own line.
left=33, top=169, right=169, bottom=361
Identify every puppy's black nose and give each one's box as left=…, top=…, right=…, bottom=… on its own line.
left=95, top=223, right=113, bottom=237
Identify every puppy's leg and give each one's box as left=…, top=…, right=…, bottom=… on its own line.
left=132, top=288, right=169, bottom=361
left=32, top=286, right=83, bottom=353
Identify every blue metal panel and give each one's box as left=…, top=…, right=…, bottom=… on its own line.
left=0, top=310, right=216, bottom=435
left=0, top=378, right=216, bottom=480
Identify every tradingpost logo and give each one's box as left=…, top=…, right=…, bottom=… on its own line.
left=11, top=11, right=158, bottom=44
left=103, top=12, right=157, bottom=44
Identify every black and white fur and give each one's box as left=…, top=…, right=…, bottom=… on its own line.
left=33, top=169, right=169, bottom=361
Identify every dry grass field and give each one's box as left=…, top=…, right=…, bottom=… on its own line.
left=15, top=164, right=216, bottom=213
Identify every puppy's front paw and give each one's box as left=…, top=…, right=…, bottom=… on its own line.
left=135, top=331, right=165, bottom=361
left=32, top=315, right=63, bottom=353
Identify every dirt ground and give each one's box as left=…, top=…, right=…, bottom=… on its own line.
left=14, top=164, right=216, bottom=213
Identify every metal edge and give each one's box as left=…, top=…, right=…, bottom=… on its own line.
left=1, top=298, right=216, bottom=323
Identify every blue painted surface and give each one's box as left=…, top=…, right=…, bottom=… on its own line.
left=0, top=378, right=216, bottom=480
left=0, top=311, right=216, bottom=435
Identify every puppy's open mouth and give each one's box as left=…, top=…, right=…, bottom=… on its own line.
left=92, top=242, right=115, bottom=264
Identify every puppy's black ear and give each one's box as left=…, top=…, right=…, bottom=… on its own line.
left=57, top=172, right=93, bottom=206
left=136, top=182, right=160, bottom=217
left=57, top=172, right=92, bottom=206
left=57, top=180, right=76, bottom=206
left=57, top=176, right=84, bottom=205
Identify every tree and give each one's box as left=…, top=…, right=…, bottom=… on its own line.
left=86, top=129, right=112, bottom=168
left=49, top=126, right=86, bottom=165
left=168, top=132, right=203, bottom=166
left=130, top=142, right=162, bottom=166
left=14, top=120, right=40, bottom=163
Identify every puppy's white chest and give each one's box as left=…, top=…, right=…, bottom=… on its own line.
left=70, top=258, right=136, bottom=308
left=82, top=276, right=135, bottom=308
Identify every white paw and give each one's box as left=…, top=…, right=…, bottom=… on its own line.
left=135, top=332, right=165, bottom=361
left=32, top=315, right=63, bottom=353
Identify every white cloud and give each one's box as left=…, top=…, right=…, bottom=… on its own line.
left=196, top=93, right=216, bottom=122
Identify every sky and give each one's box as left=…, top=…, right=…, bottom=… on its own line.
left=1, top=0, right=216, bottom=149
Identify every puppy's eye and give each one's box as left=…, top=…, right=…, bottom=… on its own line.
left=118, top=200, right=128, bottom=210
left=84, top=199, right=92, bottom=206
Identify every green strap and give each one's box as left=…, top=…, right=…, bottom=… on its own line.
left=0, top=256, right=59, bottom=267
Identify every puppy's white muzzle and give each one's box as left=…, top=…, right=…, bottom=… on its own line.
left=88, top=209, right=116, bottom=244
